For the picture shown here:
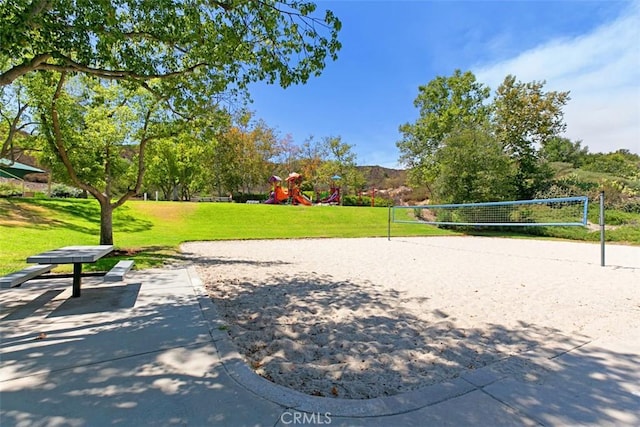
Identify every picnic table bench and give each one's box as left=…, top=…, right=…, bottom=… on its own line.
left=0, top=264, right=55, bottom=288
left=1, top=246, right=137, bottom=296
left=103, top=260, right=135, bottom=282
left=0, top=245, right=115, bottom=297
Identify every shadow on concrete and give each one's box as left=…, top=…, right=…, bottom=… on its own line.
left=48, top=283, right=142, bottom=317
left=1, top=289, right=64, bottom=321
left=0, top=271, right=284, bottom=426
left=0, top=265, right=638, bottom=426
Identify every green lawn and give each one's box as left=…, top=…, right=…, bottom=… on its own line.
left=0, top=198, right=455, bottom=275
left=2, top=197, right=638, bottom=276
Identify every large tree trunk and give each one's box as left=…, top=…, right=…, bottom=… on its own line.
left=99, top=200, right=114, bottom=245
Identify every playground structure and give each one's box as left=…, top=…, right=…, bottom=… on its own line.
left=287, top=173, right=313, bottom=205
left=264, top=175, right=289, bottom=204
left=263, top=173, right=313, bottom=205
left=317, top=175, right=341, bottom=205
left=263, top=173, right=340, bottom=206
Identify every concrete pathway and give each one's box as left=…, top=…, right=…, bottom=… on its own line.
left=1, top=267, right=638, bottom=426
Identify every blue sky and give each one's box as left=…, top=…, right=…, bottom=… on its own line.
left=248, top=0, right=640, bottom=168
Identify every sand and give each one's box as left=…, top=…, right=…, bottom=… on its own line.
left=181, top=236, right=640, bottom=399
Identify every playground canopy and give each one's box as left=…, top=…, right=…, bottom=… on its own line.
left=0, top=158, right=46, bottom=179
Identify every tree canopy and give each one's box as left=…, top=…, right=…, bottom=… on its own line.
left=0, top=0, right=342, bottom=94
left=397, top=69, right=490, bottom=187
left=493, top=75, right=569, bottom=199
left=397, top=70, right=571, bottom=202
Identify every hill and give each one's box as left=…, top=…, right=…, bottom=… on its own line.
left=357, top=165, right=406, bottom=189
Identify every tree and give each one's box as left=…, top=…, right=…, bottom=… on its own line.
left=2, top=1, right=341, bottom=244
left=298, top=136, right=325, bottom=191
left=433, top=125, right=514, bottom=203
left=540, top=136, right=588, bottom=167
left=318, top=136, right=362, bottom=197
left=493, top=75, right=570, bottom=199
left=209, top=114, right=278, bottom=195
left=274, top=133, right=302, bottom=175
left=397, top=70, right=491, bottom=187
left=0, top=75, right=37, bottom=159
left=31, top=73, right=171, bottom=244
left=144, top=137, right=182, bottom=201
left=0, top=1, right=341, bottom=91
left=145, top=132, right=213, bottom=201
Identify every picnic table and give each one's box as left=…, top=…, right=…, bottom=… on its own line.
left=27, top=245, right=114, bottom=297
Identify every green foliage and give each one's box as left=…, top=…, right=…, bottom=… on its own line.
left=618, top=200, right=640, bottom=214
left=0, top=76, right=37, bottom=158
left=2, top=1, right=342, bottom=245
left=231, top=193, right=269, bottom=203
left=397, top=71, right=571, bottom=202
left=0, top=182, right=21, bottom=197
left=397, top=69, right=490, bottom=186
left=208, top=115, right=278, bottom=195
left=144, top=128, right=217, bottom=201
left=50, top=184, right=83, bottom=198
left=29, top=74, right=147, bottom=190
left=0, top=198, right=453, bottom=275
left=541, top=137, right=588, bottom=167
left=316, top=136, right=362, bottom=197
left=432, top=125, right=514, bottom=203
left=1, top=1, right=342, bottom=95
left=342, top=195, right=392, bottom=207
left=493, top=75, right=569, bottom=199
left=582, top=150, right=640, bottom=180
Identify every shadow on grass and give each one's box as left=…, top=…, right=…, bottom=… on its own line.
left=0, top=198, right=154, bottom=234
left=91, top=246, right=192, bottom=272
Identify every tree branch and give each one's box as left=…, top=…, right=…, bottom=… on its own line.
left=1, top=53, right=209, bottom=87
left=49, top=71, right=105, bottom=203
left=0, top=54, right=52, bottom=87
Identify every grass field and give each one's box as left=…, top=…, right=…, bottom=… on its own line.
left=0, top=198, right=456, bottom=275
left=2, top=197, right=638, bottom=276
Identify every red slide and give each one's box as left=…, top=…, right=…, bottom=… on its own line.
left=294, top=194, right=313, bottom=206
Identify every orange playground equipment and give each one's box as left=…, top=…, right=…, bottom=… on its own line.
left=286, top=172, right=312, bottom=205
left=263, top=173, right=313, bottom=205
left=264, top=175, right=289, bottom=204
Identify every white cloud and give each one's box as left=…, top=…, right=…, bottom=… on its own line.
left=475, top=2, right=640, bottom=154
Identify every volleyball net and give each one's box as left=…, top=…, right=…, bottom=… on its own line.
left=390, top=196, right=589, bottom=228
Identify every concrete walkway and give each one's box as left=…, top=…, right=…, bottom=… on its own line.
left=1, top=267, right=638, bottom=426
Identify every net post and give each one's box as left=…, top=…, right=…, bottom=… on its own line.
left=387, top=205, right=392, bottom=241
left=600, top=191, right=605, bottom=267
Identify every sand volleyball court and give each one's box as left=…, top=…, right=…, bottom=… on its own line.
left=182, top=236, right=640, bottom=399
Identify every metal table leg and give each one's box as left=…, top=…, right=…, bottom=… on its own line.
left=72, top=263, right=82, bottom=297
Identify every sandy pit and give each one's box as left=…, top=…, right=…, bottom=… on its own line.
left=181, top=236, right=640, bottom=399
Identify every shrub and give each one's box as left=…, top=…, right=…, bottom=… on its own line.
left=342, top=195, right=392, bottom=207
left=50, top=184, right=83, bottom=198
left=0, top=183, right=22, bottom=197
left=232, top=192, right=268, bottom=203
left=619, top=199, right=640, bottom=214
